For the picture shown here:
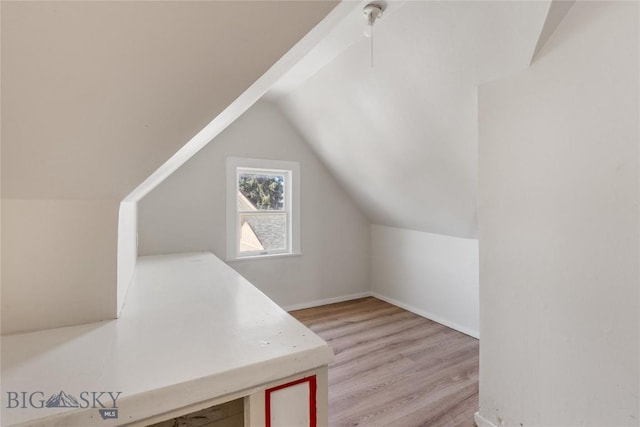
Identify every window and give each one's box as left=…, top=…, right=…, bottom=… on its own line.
left=226, top=158, right=300, bottom=260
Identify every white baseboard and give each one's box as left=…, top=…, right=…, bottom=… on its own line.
left=474, top=412, right=498, bottom=427
left=283, top=292, right=371, bottom=312
left=284, top=291, right=479, bottom=339
left=369, top=292, right=480, bottom=339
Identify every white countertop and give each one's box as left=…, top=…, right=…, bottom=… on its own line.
left=0, top=253, right=333, bottom=426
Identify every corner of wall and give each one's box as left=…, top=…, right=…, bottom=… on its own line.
left=370, top=224, right=480, bottom=338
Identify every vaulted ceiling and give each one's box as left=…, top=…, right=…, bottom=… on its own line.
left=269, top=1, right=553, bottom=238
left=1, top=0, right=338, bottom=200
left=0, top=0, right=339, bottom=333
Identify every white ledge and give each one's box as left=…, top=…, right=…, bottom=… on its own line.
left=1, top=252, right=333, bottom=426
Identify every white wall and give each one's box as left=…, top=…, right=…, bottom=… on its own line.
left=117, top=201, right=137, bottom=315
left=138, top=101, right=370, bottom=308
left=477, top=2, right=639, bottom=426
left=1, top=199, right=118, bottom=334
left=371, top=225, right=479, bottom=338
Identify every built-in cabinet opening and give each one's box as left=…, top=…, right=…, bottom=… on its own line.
left=148, top=398, right=244, bottom=427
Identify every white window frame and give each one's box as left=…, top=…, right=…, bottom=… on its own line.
left=226, top=157, right=301, bottom=261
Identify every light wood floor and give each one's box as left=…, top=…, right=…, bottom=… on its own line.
left=290, top=297, right=479, bottom=427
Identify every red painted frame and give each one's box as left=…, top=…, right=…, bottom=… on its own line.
left=265, top=375, right=317, bottom=427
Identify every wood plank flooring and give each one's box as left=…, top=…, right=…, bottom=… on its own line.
left=290, top=297, right=479, bottom=427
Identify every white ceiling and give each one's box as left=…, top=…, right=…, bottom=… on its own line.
left=1, top=1, right=337, bottom=200
left=270, top=1, right=551, bottom=238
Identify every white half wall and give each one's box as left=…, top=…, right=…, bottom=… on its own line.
left=478, top=1, right=639, bottom=425
left=138, top=101, right=370, bottom=308
left=371, top=225, right=479, bottom=338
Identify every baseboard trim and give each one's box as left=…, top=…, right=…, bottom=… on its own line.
left=369, top=292, right=480, bottom=339
left=474, top=412, right=497, bottom=427
left=284, top=291, right=479, bottom=339
left=283, top=292, right=371, bottom=312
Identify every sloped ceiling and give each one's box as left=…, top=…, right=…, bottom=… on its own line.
left=0, top=0, right=339, bottom=333
left=270, top=1, right=551, bottom=238
left=1, top=0, right=337, bottom=200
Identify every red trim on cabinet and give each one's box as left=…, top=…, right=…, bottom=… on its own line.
left=265, top=375, right=317, bottom=427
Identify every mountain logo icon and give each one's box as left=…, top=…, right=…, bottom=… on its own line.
left=45, top=391, right=80, bottom=408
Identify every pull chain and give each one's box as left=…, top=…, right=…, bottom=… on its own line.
left=363, top=3, right=384, bottom=69
left=370, top=19, right=374, bottom=68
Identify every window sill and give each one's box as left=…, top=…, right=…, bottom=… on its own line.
left=226, top=252, right=302, bottom=263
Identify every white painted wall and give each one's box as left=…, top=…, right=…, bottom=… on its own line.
left=138, top=101, right=370, bottom=308
left=478, top=2, right=639, bottom=425
left=371, top=225, right=479, bottom=338
left=1, top=200, right=118, bottom=334
left=117, top=201, right=137, bottom=315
